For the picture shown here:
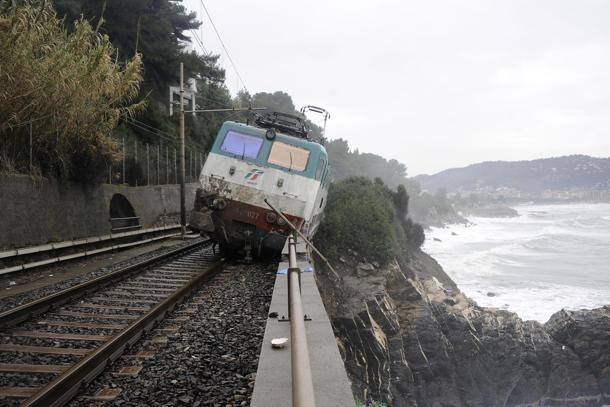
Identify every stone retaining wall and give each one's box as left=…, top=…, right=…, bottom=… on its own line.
left=0, top=174, right=198, bottom=249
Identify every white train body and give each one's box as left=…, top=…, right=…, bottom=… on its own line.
left=190, top=121, right=330, bottom=253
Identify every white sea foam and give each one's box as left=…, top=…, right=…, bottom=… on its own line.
left=423, top=203, right=610, bottom=323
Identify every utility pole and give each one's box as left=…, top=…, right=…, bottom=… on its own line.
left=179, top=63, right=186, bottom=237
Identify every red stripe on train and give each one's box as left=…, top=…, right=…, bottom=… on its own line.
left=222, top=200, right=304, bottom=233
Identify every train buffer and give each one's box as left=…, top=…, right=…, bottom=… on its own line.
left=251, top=238, right=356, bottom=407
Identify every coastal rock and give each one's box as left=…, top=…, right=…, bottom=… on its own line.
left=545, top=307, right=610, bottom=398
left=356, top=262, right=376, bottom=278
left=316, top=249, right=609, bottom=406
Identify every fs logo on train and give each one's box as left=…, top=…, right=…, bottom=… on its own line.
left=245, top=169, right=264, bottom=184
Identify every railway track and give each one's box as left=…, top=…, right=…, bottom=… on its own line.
left=0, top=239, right=222, bottom=407
left=0, top=224, right=186, bottom=276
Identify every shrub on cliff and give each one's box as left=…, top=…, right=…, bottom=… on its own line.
left=315, top=177, right=405, bottom=264
left=402, top=217, right=425, bottom=248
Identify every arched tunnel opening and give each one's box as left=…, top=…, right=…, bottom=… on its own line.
left=109, top=194, right=140, bottom=233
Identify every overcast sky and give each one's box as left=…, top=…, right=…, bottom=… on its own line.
left=184, top=0, right=610, bottom=175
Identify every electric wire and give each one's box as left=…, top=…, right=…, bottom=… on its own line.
left=121, top=107, right=248, bottom=152
left=182, top=2, right=251, bottom=104
left=121, top=117, right=206, bottom=152
left=120, top=117, right=176, bottom=143
left=189, top=28, right=209, bottom=56
left=197, top=0, right=249, bottom=93
left=197, top=94, right=235, bottom=109
left=127, top=117, right=175, bottom=138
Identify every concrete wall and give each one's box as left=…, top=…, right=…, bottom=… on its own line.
left=0, top=174, right=199, bottom=249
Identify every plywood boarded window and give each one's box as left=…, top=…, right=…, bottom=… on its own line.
left=268, top=141, right=310, bottom=172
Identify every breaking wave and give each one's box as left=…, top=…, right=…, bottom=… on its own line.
left=424, top=203, right=610, bottom=322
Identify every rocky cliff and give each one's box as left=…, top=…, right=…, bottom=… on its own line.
left=316, top=250, right=610, bottom=407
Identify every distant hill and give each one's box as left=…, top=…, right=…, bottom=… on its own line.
left=416, top=155, right=610, bottom=193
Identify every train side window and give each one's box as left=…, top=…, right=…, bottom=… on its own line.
left=220, top=131, right=263, bottom=159
left=315, top=158, right=326, bottom=180
left=268, top=141, right=310, bottom=172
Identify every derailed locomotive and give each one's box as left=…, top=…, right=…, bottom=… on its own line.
left=189, top=111, right=331, bottom=258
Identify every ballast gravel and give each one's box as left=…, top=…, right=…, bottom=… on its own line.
left=70, top=261, right=276, bottom=407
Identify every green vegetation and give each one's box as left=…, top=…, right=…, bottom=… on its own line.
left=315, top=177, right=424, bottom=265
left=326, top=138, right=420, bottom=192
left=51, top=0, right=232, bottom=152
left=1, top=0, right=327, bottom=183
left=408, top=187, right=460, bottom=226
left=326, top=138, right=462, bottom=227
left=0, top=0, right=143, bottom=182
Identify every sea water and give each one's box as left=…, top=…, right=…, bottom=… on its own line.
left=423, top=203, right=610, bottom=323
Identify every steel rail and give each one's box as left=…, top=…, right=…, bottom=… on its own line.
left=0, top=224, right=186, bottom=276
left=0, top=224, right=182, bottom=261
left=285, top=235, right=316, bottom=407
left=21, top=258, right=223, bottom=407
left=0, top=239, right=208, bottom=327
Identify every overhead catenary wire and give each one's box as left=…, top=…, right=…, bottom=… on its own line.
left=180, top=2, right=252, bottom=105
left=121, top=117, right=176, bottom=144
left=177, top=1, right=209, bottom=56
left=121, top=117, right=204, bottom=150
left=126, top=117, right=175, bottom=138
left=196, top=94, right=236, bottom=109
left=197, top=0, right=249, bottom=94
left=189, top=25, right=209, bottom=56
left=127, top=2, right=253, bottom=157
left=121, top=117, right=208, bottom=157
left=121, top=106, right=247, bottom=152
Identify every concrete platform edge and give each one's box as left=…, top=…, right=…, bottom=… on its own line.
left=251, top=242, right=356, bottom=407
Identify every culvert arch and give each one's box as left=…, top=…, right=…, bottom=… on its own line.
left=109, top=193, right=140, bottom=233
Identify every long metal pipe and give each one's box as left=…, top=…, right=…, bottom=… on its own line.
left=287, top=235, right=316, bottom=407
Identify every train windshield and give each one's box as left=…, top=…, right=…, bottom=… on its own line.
left=268, top=141, right=310, bottom=172
left=220, top=131, right=263, bottom=159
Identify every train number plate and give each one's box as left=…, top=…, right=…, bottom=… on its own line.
left=246, top=210, right=260, bottom=220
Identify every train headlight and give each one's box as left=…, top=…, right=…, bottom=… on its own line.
left=266, top=212, right=277, bottom=224
left=277, top=216, right=287, bottom=226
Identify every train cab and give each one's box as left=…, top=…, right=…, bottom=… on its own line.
left=190, top=118, right=330, bottom=257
